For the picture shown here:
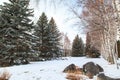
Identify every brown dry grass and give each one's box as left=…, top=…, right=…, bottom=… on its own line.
left=65, top=66, right=89, bottom=80
left=66, top=68, right=87, bottom=80
left=0, top=70, right=11, bottom=80
left=66, top=73, right=89, bottom=80
left=66, top=73, right=80, bottom=80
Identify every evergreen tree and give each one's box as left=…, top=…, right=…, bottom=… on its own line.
left=79, top=37, right=85, bottom=55
left=71, top=35, right=84, bottom=57
left=34, top=12, right=50, bottom=59
left=0, top=0, right=34, bottom=65
left=34, top=14, right=62, bottom=59
left=48, top=17, right=62, bottom=58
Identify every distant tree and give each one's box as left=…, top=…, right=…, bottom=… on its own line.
left=71, top=35, right=84, bottom=57
left=0, top=0, right=34, bottom=66
left=63, top=34, right=71, bottom=57
left=48, top=17, right=62, bottom=58
left=79, top=37, right=85, bottom=55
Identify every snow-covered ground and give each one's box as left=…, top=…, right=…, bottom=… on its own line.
left=0, top=57, right=120, bottom=80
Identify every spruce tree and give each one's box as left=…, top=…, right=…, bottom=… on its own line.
left=79, top=37, right=85, bottom=55
left=0, top=0, right=33, bottom=65
left=71, top=35, right=84, bottom=57
left=48, top=17, right=62, bottom=58
left=34, top=15, right=62, bottom=59
left=34, top=12, right=50, bottom=59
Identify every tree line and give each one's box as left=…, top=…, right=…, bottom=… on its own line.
left=0, top=0, right=61, bottom=66
left=33, top=0, right=120, bottom=68
left=0, top=0, right=104, bottom=65
left=0, top=0, right=86, bottom=67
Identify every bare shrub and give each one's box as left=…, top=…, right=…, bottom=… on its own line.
left=66, top=73, right=89, bottom=80
left=65, top=67, right=88, bottom=80
left=0, top=70, right=11, bottom=80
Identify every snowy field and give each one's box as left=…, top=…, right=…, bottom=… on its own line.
left=0, top=57, right=120, bottom=80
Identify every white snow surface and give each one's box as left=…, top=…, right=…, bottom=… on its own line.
left=0, top=57, right=120, bottom=80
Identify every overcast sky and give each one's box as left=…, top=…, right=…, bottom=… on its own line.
left=0, top=0, right=86, bottom=43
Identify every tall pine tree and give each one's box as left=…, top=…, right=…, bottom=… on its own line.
left=34, top=14, right=62, bottom=59
left=71, top=35, right=84, bottom=57
left=48, top=17, right=62, bottom=58
left=0, top=0, right=34, bottom=65
left=34, top=12, right=50, bottom=59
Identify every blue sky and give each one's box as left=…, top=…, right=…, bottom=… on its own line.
left=0, top=0, right=86, bottom=43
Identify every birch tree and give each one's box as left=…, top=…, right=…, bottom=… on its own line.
left=72, top=0, right=119, bottom=64
left=63, top=34, right=71, bottom=57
